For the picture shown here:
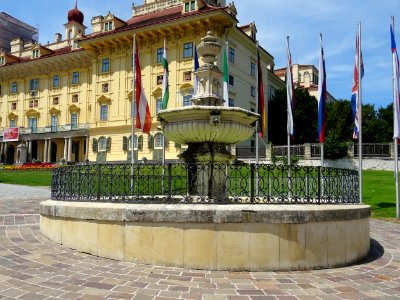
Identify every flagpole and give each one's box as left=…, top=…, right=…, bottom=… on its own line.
left=358, top=23, right=363, bottom=204
left=286, top=36, right=291, bottom=167
left=256, top=42, right=259, bottom=165
left=392, top=16, right=400, bottom=218
left=131, top=34, right=137, bottom=189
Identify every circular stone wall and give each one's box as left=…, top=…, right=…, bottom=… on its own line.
left=40, top=200, right=370, bottom=271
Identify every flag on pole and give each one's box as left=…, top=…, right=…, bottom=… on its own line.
left=286, top=37, right=294, bottom=137
left=317, top=34, right=327, bottom=143
left=134, top=41, right=151, bottom=134
left=351, top=29, right=364, bottom=139
left=257, top=48, right=266, bottom=138
left=193, top=42, right=199, bottom=95
left=392, top=22, right=400, bottom=138
left=223, top=42, right=229, bottom=107
left=161, top=40, right=169, bottom=110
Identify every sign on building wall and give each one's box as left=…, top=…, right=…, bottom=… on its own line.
left=3, top=128, right=19, bottom=142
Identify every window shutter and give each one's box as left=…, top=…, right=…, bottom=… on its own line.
left=122, top=136, right=128, bottom=151
left=92, top=138, right=98, bottom=152
left=106, top=137, right=111, bottom=151
left=148, top=135, right=154, bottom=150
left=138, top=136, right=143, bottom=150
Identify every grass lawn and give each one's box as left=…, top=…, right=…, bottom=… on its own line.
left=0, top=168, right=398, bottom=220
left=363, top=170, right=398, bottom=220
left=0, top=169, right=52, bottom=186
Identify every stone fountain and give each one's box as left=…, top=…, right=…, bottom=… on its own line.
left=40, top=31, right=370, bottom=272
left=158, top=31, right=259, bottom=199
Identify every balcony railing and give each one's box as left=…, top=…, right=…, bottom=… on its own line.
left=4, top=123, right=90, bottom=136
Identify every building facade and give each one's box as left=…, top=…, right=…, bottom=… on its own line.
left=0, top=0, right=284, bottom=164
left=274, top=64, right=336, bottom=102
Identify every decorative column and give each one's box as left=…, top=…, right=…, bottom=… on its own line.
left=48, top=138, right=52, bottom=163
left=27, top=140, right=32, bottom=162
left=63, top=138, right=68, bottom=161
left=85, top=135, right=89, bottom=160
left=68, top=137, right=72, bottom=162
left=0, top=142, right=3, bottom=163
left=44, top=139, right=48, bottom=163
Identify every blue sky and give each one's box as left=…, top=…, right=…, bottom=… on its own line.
left=1, top=0, right=399, bottom=108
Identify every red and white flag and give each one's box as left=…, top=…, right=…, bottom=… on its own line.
left=134, top=41, right=151, bottom=134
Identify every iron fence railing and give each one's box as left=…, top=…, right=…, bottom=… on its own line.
left=235, top=147, right=266, bottom=158
left=51, top=162, right=359, bottom=204
left=354, top=143, right=391, bottom=157
left=272, top=145, right=305, bottom=157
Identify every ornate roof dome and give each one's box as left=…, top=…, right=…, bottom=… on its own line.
left=67, top=1, right=84, bottom=24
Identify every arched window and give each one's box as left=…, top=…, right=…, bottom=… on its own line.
left=179, top=84, right=194, bottom=107
left=98, top=137, right=107, bottom=151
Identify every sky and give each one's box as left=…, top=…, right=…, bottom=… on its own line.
left=1, top=0, right=399, bottom=108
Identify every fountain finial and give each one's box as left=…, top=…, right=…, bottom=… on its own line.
left=197, top=31, right=222, bottom=65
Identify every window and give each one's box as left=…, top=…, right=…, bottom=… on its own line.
left=104, top=21, right=113, bottom=32
left=101, top=58, right=109, bottom=73
left=11, top=102, right=16, bottom=110
left=100, top=104, right=108, bottom=121
left=71, top=112, right=78, bottom=129
left=53, top=97, right=59, bottom=105
left=183, top=42, right=193, bottom=58
left=229, top=47, right=235, bottom=63
left=10, top=119, right=16, bottom=128
left=184, top=1, right=195, bottom=12
left=157, top=75, right=163, bottom=85
left=32, top=49, right=39, bottom=58
left=11, top=82, right=17, bottom=93
left=183, top=71, right=191, bottom=81
left=157, top=48, right=163, bottom=63
left=183, top=94, right=192, bottom=106
left=228, top=74, right=234, bottom=86
left=269, top=85, right=276, bottom=101
left=128, top=135, right=137, bottom=150
left=28, top=117, right=37, bottom=133
left=156, top=98, right=162, bottom=113
left=98, top=137, right=107, bottom=151
left=29, top=100, right=38, bottom=108
left=53, top=75, right=60, bottom=88
left=228, top=98, right=234, bottom=107
left=72, top=71, right=79, bottom=85
left=72, top=94, right=79, bottom=103
left=102, top=83, right=109, bottom=93
left=155, top=134, right=163, bottom=148
left=0, top=57, right=5, bottom=65
left=250, top=62, right=256, bottom=76
left=51, top=115, right=58, bottom=132
left=251, top=86, right=256, bottom=97
left=30, top=78, right=39, bottom=91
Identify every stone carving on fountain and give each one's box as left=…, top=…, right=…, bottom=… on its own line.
left=157, top=31, right=259, bottom=199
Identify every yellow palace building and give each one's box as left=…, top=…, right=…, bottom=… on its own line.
left=0, top=0, right=284, bottom=164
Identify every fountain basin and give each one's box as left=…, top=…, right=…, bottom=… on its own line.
left=40, top=200, right=370, bottom=271
left=158, top=106, right=259, bottom=145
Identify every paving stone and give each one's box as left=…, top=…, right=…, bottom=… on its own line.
left=0, top=186, right=399, bottom=300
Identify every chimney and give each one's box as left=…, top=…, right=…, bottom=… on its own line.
left=55, top=33, right=62, bottom=43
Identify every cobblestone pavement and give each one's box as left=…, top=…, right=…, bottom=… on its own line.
left=0, top=185, right=399, bottom=299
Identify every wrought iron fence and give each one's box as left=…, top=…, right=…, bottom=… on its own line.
left=51, top=162, right=359, bottom=204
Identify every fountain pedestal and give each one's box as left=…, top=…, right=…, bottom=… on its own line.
left=179, top=142, right=233, bottom=199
